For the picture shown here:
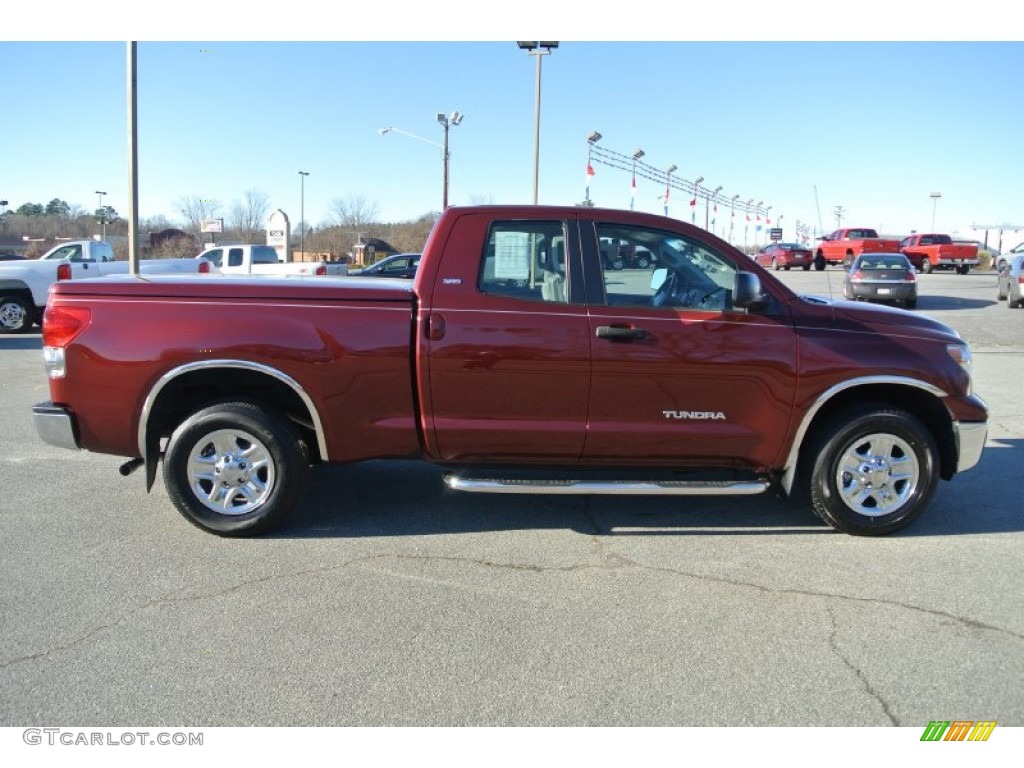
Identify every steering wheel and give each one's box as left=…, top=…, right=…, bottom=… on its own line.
left=651, top=271, right=679, bottom=307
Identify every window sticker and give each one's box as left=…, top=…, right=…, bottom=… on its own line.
left=493, top=231, right=532, bottom=280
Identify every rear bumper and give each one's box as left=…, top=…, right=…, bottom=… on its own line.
left=848, top=282, right=917, bottom=301
left=33, top=402, right=81, bottom=451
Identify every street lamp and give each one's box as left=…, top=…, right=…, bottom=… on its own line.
left=298, top=171, right=309, bottom=256
left=730, top=194, right=740, bottom=243
left=630, top=149, right=645, bottom=210
left=518, top=41, right=558, bottom=204
left=745, top=198, right=754, bottom=251
left=379, top=120, right=455, bottom=211
left=692, top=176, right=704, bottom=224
left=95, top=190, right=107, bottom=239
left=437, top=111, right=463, bottom=209
left=664, top=164, right=677, bottom=216
left=585, top=131, right=601, bottom=204
left=706, top=184, right=723, bottom=230
left=930, top=192, right=942, bottom=231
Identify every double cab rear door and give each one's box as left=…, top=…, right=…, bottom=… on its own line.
left=420, top=211, right=799, bottom=470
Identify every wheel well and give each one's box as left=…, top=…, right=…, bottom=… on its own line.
left=146, top=367, right=322, bottom=463
left=798, top=384, right=957, bottom=481
left=0, top=285, right=36, bottom=306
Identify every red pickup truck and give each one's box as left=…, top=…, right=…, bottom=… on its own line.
left=33, top=206, right=988, bottom=538
left=900, top=234, right=979, bottom=274
left=815, top=228, right=902, bottom=269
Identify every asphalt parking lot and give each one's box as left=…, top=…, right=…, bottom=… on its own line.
left=1, top=267, right=1021, bottom=728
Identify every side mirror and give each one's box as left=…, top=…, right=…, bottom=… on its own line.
left=733, top=272, right=768, bottom=310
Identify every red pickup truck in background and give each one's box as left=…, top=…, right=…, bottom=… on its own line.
left=33, top=206, right=987, bottom=538
left=900, top=233, right=979, bottom=274
left=815, top=228, right=902, bottom=269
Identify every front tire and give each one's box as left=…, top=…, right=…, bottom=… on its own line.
left=803, top=405, right=939, bottom=536
left=163, top=401, right=309, bottom=536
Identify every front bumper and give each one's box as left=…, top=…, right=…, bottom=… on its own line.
left=955, top=420, right=987, bottom=473
left=33, top=402, right=81, bottom=451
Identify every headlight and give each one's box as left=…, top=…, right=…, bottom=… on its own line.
left=947, top=342, right=973, bottom=391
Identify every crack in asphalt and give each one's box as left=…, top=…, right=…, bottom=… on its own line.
left=825, top=606, right=899, bottom=726
left=3, top=546, right=1020, bottom=671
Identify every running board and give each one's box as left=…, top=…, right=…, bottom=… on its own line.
left=443, top=475, right=770, bottom=496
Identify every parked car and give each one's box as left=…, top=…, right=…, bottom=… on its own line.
left=996, top=242, right=1024, bottom=272
left=996, top=254, right=1024, bottom=308
left=843, top=253, right=918, bottom=309
left=754, top=242, right=813, bottom=271
left=349, top=252, right=421, bottom=278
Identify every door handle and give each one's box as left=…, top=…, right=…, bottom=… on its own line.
left=595, top=325, right=647, bottom=341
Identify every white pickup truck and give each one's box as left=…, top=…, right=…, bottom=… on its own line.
left=196, top=244, right=348, bottom=276
left=0, top=239, right=210, bottom=333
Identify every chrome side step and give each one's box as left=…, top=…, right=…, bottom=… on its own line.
left=443, top=475, right=770, bottom=496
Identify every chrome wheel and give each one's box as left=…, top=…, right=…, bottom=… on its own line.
left=0, top=296, right=31, bottom=333
left=186, top=428, right=276, bottom=515
left=835, top=433, right=919, bottom=517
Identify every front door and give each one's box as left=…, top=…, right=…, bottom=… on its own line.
left=581, top=221, right=799, bottom=470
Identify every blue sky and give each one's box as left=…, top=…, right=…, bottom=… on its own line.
left=3, top=8, right=1023, bottom=249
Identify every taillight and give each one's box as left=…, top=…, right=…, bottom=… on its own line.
left=904, top=271, right=916, bottom=282
left=198, top=260, right=211, bottom=274
left=57, top=263, right=72, bottom=281
left=315, top=265, right=326, bottom=275
left=852, top=270, right=864, bottom=280
left=42, top=305, right=91, bottom=348
left=41, top=305, right=91, bottom=379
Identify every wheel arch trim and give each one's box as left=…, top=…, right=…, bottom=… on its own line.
left=137, top=359, right=329, bottom=462
left=779, top=375, right=947, bottom=495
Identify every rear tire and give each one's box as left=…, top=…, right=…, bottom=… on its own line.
left=163, top=401, right=309, bottom=536
left=0, top=295, right=35, bottom=334
left=803, top=405, right=938, bottom=536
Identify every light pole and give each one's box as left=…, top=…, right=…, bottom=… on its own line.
left=930, top=192, right=942, bottom=231
left=298, top=171, right=309, bottom=256
left=745, top=199, right=754, bottom=251
left=379, top=121, right=454, bottom=211
left=437, top=111, right=463, bottom=209
left=730, top=194, right=739, bottom=244
left=706, top=185, right=723, bottom=231
left=664, top=164, right=677, bottom=216
left=630, top=149, right=644, bottom=210
left=585, top=131, right=601, bottom=205
left=95, top=190, right=107, bottom=240
left=517, top=41, right=558, bottom=204
left=692, top=176, right=704, bottom=225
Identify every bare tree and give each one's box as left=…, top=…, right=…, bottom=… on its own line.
left=326, top=194, right=380, bottom=233
left=229, top=189, right=271, bottom=243
left=176, top=195, right=222, bottom=238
